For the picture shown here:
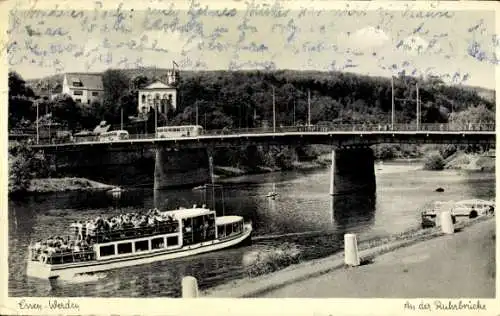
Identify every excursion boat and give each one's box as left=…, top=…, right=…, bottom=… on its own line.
left=27, top=205, right=252, bottom=280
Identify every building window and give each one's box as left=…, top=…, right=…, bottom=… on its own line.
left=73, top=90, right=83, bottom=95
left=87, top=100, right=91, bottom=104
left=92, top=91, right=99, bottom=96
left=75, top=98, right=81, bottom=103
left=141, top=95, right=146, bottom=104
left=72, top=81, right=83, bottom=87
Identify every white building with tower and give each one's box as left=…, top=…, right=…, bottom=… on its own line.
left=137, top=70, right=178, bottom=114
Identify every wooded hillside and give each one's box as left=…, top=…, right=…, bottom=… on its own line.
left=21, top=69, right=495, bottom=132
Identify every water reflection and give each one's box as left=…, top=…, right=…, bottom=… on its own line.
left=331, top=193, right=376, bottom=234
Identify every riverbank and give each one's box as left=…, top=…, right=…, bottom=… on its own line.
left=203, top=216, right=494, bottom=298
left=445, top=151, right=495, bottom=171
left=11, top=177, right=116, bottom=194
left=259, top=216, right=495, bottom=298
left=214, top=160, right=329, bottom=178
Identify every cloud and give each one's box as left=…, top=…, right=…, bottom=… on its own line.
left=341, top=26, right=390, bottom=50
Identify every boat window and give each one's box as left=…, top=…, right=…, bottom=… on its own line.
left=217, top=225, right=224, bottom=238
left=135, top=240, right=149, bottom=252
left=233, top=222, right=241, bottom=233
left=117, top=242, right=132, bottom=254
left=226, top=224, right=233, bottom=235
left=151, top=237, right=165, bottom=250
left=167, top=236, right=178, bottom=246
left=100, top=245, right=115, bottom=257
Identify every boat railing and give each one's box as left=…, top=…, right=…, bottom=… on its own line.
left=85, top=221, right=180, bottom=243
left=30, top=248, right=96, bottom=265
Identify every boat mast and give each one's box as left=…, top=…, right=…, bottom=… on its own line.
left=221, top=187, right=225, bottom=216
left=210, top=157, right=215, bottom=211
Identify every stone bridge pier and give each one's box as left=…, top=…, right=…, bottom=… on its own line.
left=154, top=146, right=213, bottom=190
left=329, top=146, right=376, bottom=195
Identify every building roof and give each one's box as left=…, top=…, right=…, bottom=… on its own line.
left=141, top=81, right=174, bottom=90
left=65, top=73, right=104, bottom=90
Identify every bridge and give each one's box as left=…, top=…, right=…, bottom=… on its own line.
left=33, top=123, right=495, bottom=149
left=31, top=123, right=495, bottom=193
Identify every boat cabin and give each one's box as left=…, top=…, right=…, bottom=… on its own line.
left=94, top=207, right=218, bottom=260
left=216, top=216, right=244, bottom=239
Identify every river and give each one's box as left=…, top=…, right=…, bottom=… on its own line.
left=8, top=161, right=495, bottom=297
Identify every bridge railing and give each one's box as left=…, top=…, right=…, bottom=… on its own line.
left=202, top=123, right=495, bottom=135
left=29, top=123, right=495, bottom=146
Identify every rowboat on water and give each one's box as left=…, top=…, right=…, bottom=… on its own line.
left=266, top=183, right=279, bottom=199
left=27, top=190, right=252, bottom=280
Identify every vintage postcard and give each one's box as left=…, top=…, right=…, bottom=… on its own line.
left=1, top=0, right=498, bottom=315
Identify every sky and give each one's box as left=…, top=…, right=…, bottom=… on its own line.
left=6, top=1, right=499, bottom=89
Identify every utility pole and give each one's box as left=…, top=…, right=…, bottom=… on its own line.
left=272, top=86, right=276, bottom=133
left=196, top=105, right=199, bottom=126
left=293, top=98, right=296, bottom=126
left=121, top=107, right=124, bottom=131
left=154, top=102, right=158, bottom=135
left=36, top=101, right=39, bottom=144
left=307, top=89, right=311, bottom=126
left=391, top=76, right=395, bottom=130
left=416, top=83, right=420, bottom=130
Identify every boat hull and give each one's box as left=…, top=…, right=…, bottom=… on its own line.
left=27, top=225, right=252, bottom=280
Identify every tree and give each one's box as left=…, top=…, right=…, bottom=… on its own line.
left=51, top=94, right=80, bottom=131
left=8, top=71, right=36, bottom=127
left=448, top=104, right=495, bottom=129
left=102, top=69, right=131, bottom=124
left=9, top=142, right=51, bottom=193
left=9, top=71, right=34, bottom=98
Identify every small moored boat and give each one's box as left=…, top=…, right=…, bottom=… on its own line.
left=192, top=184, right=207, bottom=191
left=27, top=202, right=252, bottom=280
left=108, top=187, right=123, bottom=193
left=266, top=183, right=279, bottom=199
left=420, top=198, right=494, bottom=228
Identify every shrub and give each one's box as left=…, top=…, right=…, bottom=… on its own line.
left=423, top=152, right=445, bottom=170
left=9, top=141, right=51, bottom=193
left=373, top=144, right=397, bottom=160
left=243, top=243, right=302, bottom=277
left=439, top=144, right=457, bottom=160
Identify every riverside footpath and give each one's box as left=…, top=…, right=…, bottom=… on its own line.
left=204, top=217, right=495, bottom=298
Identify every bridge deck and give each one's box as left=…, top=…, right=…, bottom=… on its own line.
left=31, top=129, right=496, bottom=149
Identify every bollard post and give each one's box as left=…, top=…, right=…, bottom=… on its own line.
left=344, top=233, right=360, bottom=266
left=440, top=210, right=454, bottom=234
left=182, top=276, right=199, bottom=298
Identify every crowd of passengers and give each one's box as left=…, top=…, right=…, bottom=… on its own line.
left=30, top=236, right=93, bottom=261
left=30, top=208, right=187, bottom=261
left=73, top=208, right=182, bottom=235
